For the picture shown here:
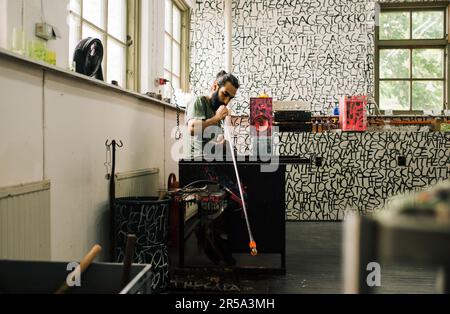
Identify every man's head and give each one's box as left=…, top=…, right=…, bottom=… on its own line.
left=211, top=70, right=228, bottom=92
left=210, top=72, right=240, bottom=111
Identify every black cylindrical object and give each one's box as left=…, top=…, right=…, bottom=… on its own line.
left=114, top=197, right=170, bottom=293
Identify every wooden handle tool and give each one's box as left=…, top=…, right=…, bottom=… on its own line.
left=55, top=244, right=102, bottom=294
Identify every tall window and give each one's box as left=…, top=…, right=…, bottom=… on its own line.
left=68, top=0, right=129, bottom=88
left=164, top=0, right=189, bottom=98
left=376, top=4, right=448, bottom=113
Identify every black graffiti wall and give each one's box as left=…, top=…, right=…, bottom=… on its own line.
left=232, top=0, right=374, bottom=115
left=190, top=0, right=225, bottom=96
left=191, top=0, right=375, bottom=115
left=114, top=200, right=170, bottom=291
left=190, top=0, right=439, bottom=115
left=279, top=132, right=450, bottom=221
left=230, top=116, right=252, bottom=155
left=191, top=0, right=448, bottom=222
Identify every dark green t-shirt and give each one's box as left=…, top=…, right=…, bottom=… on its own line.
left=185, top=96, right=223, bottom=158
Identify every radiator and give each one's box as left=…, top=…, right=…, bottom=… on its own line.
left=115, top=169, right=197, bottom=221
left=0, top=180, right=51, bottom=260
left=115, top=168, right=159, bottom=198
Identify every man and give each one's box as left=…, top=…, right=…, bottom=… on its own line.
left=185, top=71, right=240, bottom=159
left=184, top=71, right=240, bottom=266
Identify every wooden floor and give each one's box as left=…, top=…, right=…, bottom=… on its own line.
left=173, top=222, right=438, bottom=294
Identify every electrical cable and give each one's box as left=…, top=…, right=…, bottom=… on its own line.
left=40, top=0, right=45, bottom=23
left=21, top=0, right=24, bottom=30
left=167, top=80, right=182, bottom=140
left=177, top=179, right=243, bottom=207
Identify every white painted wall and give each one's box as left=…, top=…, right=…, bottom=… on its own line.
left=0, top=0, right=7, bottom=49
left=0, top=58, right=44, bottom=187
left=140, top=0, right=165, bottom=94
left=0, top=55, right=184, bottom=261
left=45, top=72, right=166, bottom=261
left=0, top=0, right=176, bottom=94
left=0, top=0, right=190, bottom=261
left=3, top=0, right=69, bottom=69
left=164, top=109, right=184, bottom=181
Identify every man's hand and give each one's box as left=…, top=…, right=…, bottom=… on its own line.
left=214, top=134, right=228, bottom=154
left=188, top=105, right=229, bottom=136
left=216, top=134, right=226, bottom=145
left=214, top=105, right=229, bottom=122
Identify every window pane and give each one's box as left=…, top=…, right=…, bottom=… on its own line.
left=412, top=49, right=444, bottom=79
left=379, top=12, right=410, bottom=40
left=82, top=24, right=106, bottom=76
left=165, top=0, right=173, bottom=34
left=107, top=38, right=126, bottom=87
left=170, top=76, right=181, bottom=101
left=68, top=14, right=81, bottom=65
left=412, top=81, right=443, bottom=111
left=380, top=81, right=410, bottom=110
left=172, top=76, right=181, bottom=90
left=412, top=11, right=444, bottom=39
left=173, top=42, right=181, bottom=76
left=164, top=34, right=172, bottom=71
left=83, top=0, right=106, bottom=29
left=108, top=0, right=126, bottom=42
left=82, top=23, right=104, bottom=42
left=173, top=5, right=181, bottom=43
left=69, top=0, right=81, bottom=14
left=380, top=49, right=410, bottom=79
left=164, top=70, right=171, bottom=81
left=164, top=74, right=180, bottom=98
left=164, top=70, right=172, bottom=98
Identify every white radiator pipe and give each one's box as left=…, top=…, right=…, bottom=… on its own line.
left=224, top=116, right=257, bottom=256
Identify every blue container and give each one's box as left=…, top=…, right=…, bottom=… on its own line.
left=333, top=106, right=340, bottom=116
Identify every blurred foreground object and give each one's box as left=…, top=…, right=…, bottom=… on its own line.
left=344, top=181, right=450, bottom=293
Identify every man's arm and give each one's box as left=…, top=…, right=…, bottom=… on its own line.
left=188, top=105, right=228, bottom=136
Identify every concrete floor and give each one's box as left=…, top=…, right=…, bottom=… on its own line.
left=171, top=222, right=438, bottom=294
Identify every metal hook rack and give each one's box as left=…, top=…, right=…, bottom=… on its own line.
left=105, top=140, right=124, bottom=148
left=105, top=139, right=124, bottom=261
left=104, top=145, right=112, bottom=180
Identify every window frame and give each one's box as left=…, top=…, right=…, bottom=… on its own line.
left=164, top=0, right=190, bottom=94
left=68, top=0, right=139, bottom=91
left=375, top=2, right=450, bottom=114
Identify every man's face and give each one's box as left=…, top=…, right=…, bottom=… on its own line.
left=211, top=81, right=238, bottom=110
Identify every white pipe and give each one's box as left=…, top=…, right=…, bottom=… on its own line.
left=224, top=0, right=232, bottom=73
left=21, top=0, right=24, bottom=29
left=224, top=116, right=257, bottom=255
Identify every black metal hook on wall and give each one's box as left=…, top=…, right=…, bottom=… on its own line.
left=105, top=140, right=124, bottom=179
left=105, top=139, right=124, bottom=261
left=105, top=140, right=123, bottom=148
